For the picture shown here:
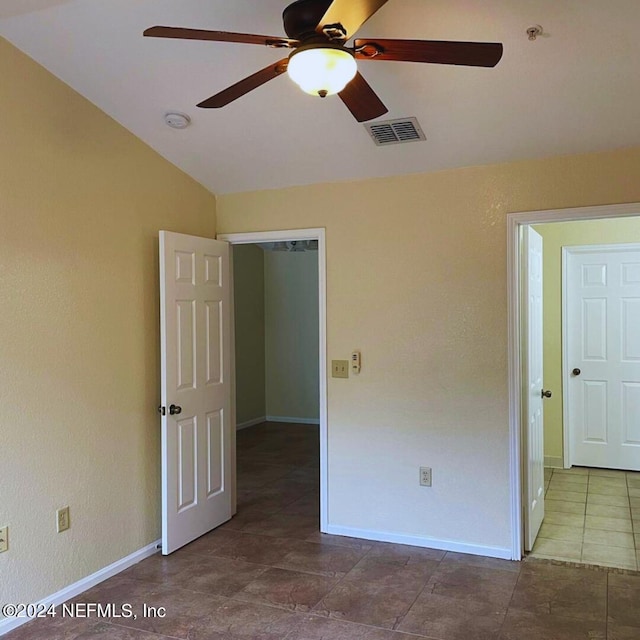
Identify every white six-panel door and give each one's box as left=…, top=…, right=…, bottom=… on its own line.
left=566, top=244, right=640, bottom=471
left=524, top=226, right=545, bottom=551
left=159, top=231, right=232, bottom=554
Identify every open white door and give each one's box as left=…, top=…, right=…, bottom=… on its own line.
left=523, top=226, right=545, bottom=551
left=565, top=244, right=640, bottom=471
left=159, top=231, right=232, bottom=554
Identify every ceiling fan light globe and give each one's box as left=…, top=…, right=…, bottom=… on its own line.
left=288, top=47, right=357, bottom=97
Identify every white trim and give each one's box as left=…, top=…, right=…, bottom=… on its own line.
left=544, top=456, right=564, bottom=469
left=266, top=415, right=320, bottom=425
left=325, top=525, right=512, bottom=560
left=507, top=202, right=640, bottom=562
left=217, top=228, right=329, bottom=534
left=562, top=247, right=571, bottom=469
left=236, top=416, right=266, bottom=431
left=0, top=540, right=160, bottom=637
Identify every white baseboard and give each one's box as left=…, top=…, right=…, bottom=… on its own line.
left=0, top=539, right=161, bottom=637
left=266, top=416, right=320, bottom=425
left=236, top=416, right=266, bottom=431
left=324, top=525, right=513, bottom=561
left=544, top=456, right=564, bottom=469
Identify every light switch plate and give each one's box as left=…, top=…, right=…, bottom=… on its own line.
left=332, top=360, right=349, bottom=379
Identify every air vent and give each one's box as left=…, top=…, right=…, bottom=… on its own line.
left=364, top=117, right=426, bottom=146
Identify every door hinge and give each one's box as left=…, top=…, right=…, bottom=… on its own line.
left=158, top=405, right=166, bottom=416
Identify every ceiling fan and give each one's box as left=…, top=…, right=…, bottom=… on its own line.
left=144, top=0, right=503, bottom=123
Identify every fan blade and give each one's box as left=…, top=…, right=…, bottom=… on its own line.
left=198, top=59, right=289, bottom=109
left=354, top=39, right=503, bottom=67
left=316, top=0, right=389, bottom=39
left=339, top=72, right=388, bottom=122
left=144, top=26, right=298, bottom=49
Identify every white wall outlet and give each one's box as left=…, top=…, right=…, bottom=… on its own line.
left=57, top=506, right=70, bottom=533
left=420, top=467, right=432, bottom=487
left=0, top=526, right=8, bottom=553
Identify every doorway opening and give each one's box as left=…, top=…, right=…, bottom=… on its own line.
left=508, top=203, right=640, bottom=569
left=217, top=229, right=328, bottom=534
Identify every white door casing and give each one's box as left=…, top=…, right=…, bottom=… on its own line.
left=565, top=244, right=640, bottom=471
left=159, top=231, right=232, bottom=554
left=507, top=203, right=640, bottom=561
left=523, top=226, right=545, bottom=551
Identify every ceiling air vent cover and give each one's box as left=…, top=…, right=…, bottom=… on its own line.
left=365, top=117, right=426, bottom=146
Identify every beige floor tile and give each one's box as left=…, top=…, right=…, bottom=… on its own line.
left=630, top=497, right=640, bottom=509
left=635, top=533, right=640, bottom=548
left=587, top=483, right=629, bottom=497
left=584, top=515, right=633, bottom=533
left=582, top=543, right=637, bottom=570
left=545, top=499, right=586, bottom=514
left=627, top=477, right=640, bottom=489
left=586, top=503, right=631, bottom=519
left=546, top=489, right=587, bottom=503
left=632, top=508, right=640, bottom=520
left=554, top=466, right=589, bottom=475
left=544, top=469, right=553, bottom=479
left=587, top=493, right=629, bottom=507
left=550, top=477, right=588, bottom=490
left=538, top=523, right=583, bottom=542
left=628, top=487, right=640, bottom=498
left=543, top=511, right=585, bottom=527
left=530, top=537, right=582, bottom=561
left=589, top=468, right=628, bottom=478
left=583, top=529, right=635, bottom=549
left=589, top=476, right=628, bottom=489
left=626, top=470, right=640, bottom=479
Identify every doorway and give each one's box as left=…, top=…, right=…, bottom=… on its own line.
left=217, top=228, right=328, bottom=533
left=507, top=203, right=640, bottom=566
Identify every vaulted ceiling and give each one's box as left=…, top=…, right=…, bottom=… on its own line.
left=1, top=0, right=639, bottom=194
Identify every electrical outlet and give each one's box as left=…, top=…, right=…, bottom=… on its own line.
left=331, top=360, right=349, bottom=379
left=0, top=526, right=8, bottom=553
left=420, top=467, right=432, bottom=487
left=57, top=506, right=70, bottom=533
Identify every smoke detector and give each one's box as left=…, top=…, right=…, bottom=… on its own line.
left=164, top=112, right=191, bottom=129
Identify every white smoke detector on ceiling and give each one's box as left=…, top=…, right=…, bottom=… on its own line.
left=164, top=112, right=191, bottom=129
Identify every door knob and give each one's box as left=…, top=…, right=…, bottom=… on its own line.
left=541, top=389, right=552, bottom=398
left=169, top=404, right=182, bottom=415
left=572, top=368, right=581, bottom=376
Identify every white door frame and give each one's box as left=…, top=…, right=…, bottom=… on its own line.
left=217, top=228, right=328, bottom=533
left=507, top=202, right=640, bottom=560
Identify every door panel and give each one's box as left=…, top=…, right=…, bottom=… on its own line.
left=566, top=245, right=640, bottom=471
left=524, top=226, right=545, bottom=551
left=160, top=231, right=231, bottom=554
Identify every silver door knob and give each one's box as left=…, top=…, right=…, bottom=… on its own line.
left=541, top=389, right=552, bottom=398
left=572, top=368, right=581, bottom=376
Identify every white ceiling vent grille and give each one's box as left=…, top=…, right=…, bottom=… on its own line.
left=365, top=117, right=426, bottom=146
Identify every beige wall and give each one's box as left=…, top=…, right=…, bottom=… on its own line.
left=533, top=217, right=640, bottom=464
left=265, top=250, right=319, bottom=421
left=218, top=147, right=640, bottom=552
left=0, top=38, right=216, bottom=608
left=233, top=244, right=266, bottom=425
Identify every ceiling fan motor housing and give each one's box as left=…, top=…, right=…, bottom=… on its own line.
left=283, top=0, right=333, bottom=40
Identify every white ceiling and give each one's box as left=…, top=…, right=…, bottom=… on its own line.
left=1, top=0, right=639, bottom=194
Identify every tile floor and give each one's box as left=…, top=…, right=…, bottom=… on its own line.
left=6, top=423, right=640, bottom=640
left=530, top=466, right=640, bottom=570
